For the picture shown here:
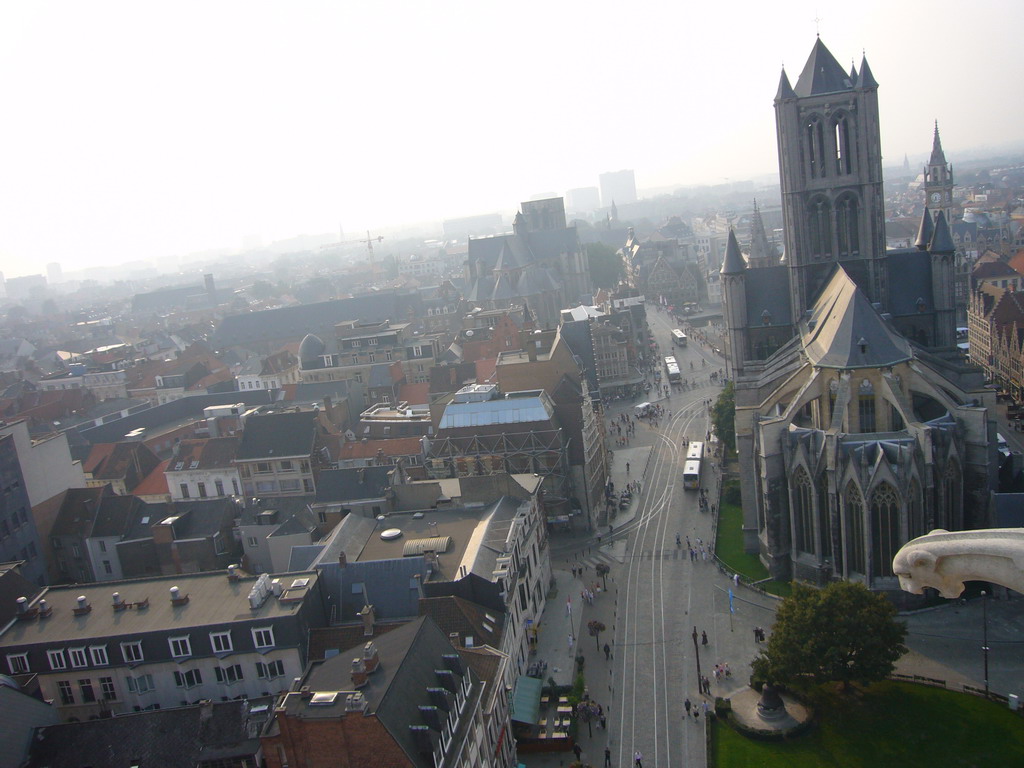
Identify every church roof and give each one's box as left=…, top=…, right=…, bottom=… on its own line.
left=930, top=120, right=947, bottom=166
left=929, top=210, right=955, bottom=254
left=885, top=249, right=934, bottom=317
left=720, top=229, right=746, bottom=274
left=915, top=207, right=934, bottom=250
left=744, top=266, right=792, bottom=327
left=801, top=267, right=912, bottom=369
left=856, top=55, right=878, bottom=89
left=794, top=38, right=854, bottom=97
left=775, top=69, right=796, bottom=101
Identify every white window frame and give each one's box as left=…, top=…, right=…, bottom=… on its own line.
left=174, top=668, right=202, bottom=689
left=89, top=645, right=109, bottom=666
left=210, top=631, right=233, bottom=653
left=215, top=663, right=244, bottom=684
left=121, top=641, right=144, bottom=663
left=69, top=647, right=88, bottom=668
left=126, top=673, right=155, bottom=694
left=257, top=659, right=285, bottom=679
left=47, top=649, right=67, bottom=670
left=251, top=626, right=275, bottom=649
left=6, top=653, right=29, bottom=674
left=168, top=635, right=192, bottom=658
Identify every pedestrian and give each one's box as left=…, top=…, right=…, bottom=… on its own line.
left=693, top=707, right=700, bottom=721
left=634, top=750, right=643, bottom=768
left=604, top=643, right=611, bottom=661
left=605, top=747, right=612, bottom=767
left=701, top=630, right=708, bottom=646
left=753, top=626, right=760, bottom=643
left=733, top=573, right=740, bottom=587
left=600, top=714, right=607, bottom=729
left=626, top=462, right=630, bottom=475
left=568, top=634, right=574, bottom=650
left=684, top=697, right=692, bottom=715
left=702, top=699, right=710, bottom=715
left=573, top=743, right=582, bottom=761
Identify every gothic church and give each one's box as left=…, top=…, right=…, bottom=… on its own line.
left=722, top=39, right=997, bottom=595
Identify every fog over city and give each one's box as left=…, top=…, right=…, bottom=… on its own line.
left=1, top=0, right=1021, bottom=278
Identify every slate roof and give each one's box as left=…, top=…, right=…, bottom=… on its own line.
left=26, top=698, right=271, bottom=768
left=744, top=266, right=792, bottom=325
left=315, top=467, right=392, bottom=503
left=885, top=249, right=935, bottom=316
left=307, top=620, right=405, bottom=662
left=331, top=557, right=428, bottom=622
left=213, top=293, right=407, bottom=349
left=298, top=616, right=469, bottom=768
left=801, top=267, right=913, bottom=369
left=418, top=594, right=505, bottom=650
left=720, top=229, right=746, bottom=274
left=168, top=436, right=241, bottom=471
left=235, top=411, right=318, bottom=460
left=558, top=319, right=600, bottom=395
left=48, top=487, right=108, bottom=538
left=794, top=38, right=854, bottom=97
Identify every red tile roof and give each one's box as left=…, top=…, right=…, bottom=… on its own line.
left=133, top=458, right=170, bottom=496
left=338, top=436, right=423, bottom=460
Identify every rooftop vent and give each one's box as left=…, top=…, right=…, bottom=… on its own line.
left=73, top=595, right=92, bottom=616
left=38, top=599, right=52, bottom=618
left=170, top=586, right=189, bottom=606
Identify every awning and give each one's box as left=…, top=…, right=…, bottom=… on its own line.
left=511, top=675, right=543, bottom=724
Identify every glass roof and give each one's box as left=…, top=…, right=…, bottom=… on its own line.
left=439, top=396, right=552, bottom=428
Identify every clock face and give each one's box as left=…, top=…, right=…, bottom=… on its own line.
left=931, top=192, right=942, bottom=204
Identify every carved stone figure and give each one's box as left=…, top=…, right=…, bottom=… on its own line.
left=892, top=528, right=1024, bottom=598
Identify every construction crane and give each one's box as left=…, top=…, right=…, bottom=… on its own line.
left=319, top=230, right=384, bottom=263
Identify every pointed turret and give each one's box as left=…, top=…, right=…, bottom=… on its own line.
left=915, top=207, right=934, bottom=251
left=512, top=211, right=526, bottom=236
left=928, top=210, right=955, bottom=254
left=747, top=202, right=777, bottom=268
left=849, top=63, right=858, bottom=82
left=775, top=68, right=796, bottom=101
left=930, top=120, right=947, bottom=166
left=856, top=55, right=878, bottom=88
left=721, top=229, right=746, bottom=275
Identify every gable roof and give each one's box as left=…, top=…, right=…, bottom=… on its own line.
left=801, top=267, right=913, bottom=369
left=314, top=466, right=392, bottom=503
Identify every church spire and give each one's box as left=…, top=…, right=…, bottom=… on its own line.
left=775, top=68, right=796, bottom=101
left=721, top=229, right=746, bottom=275
left=856, top=54, right=878, bottom=89
left=930, top=120, right=947, bottom=166
left=747, top=201, right=777, bottom=268
left=915, top=207, right=934, bottom=251
left=928, top=210, right=955, bottom=254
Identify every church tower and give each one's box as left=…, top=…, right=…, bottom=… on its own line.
left=774, top=39, right=887, bottom=320
left=923, top=121, right=954, bottom=225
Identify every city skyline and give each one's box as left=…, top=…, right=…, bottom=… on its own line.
left=1, top=0, right=1022, bottom=279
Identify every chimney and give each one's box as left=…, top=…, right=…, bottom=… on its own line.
left=199, top=698, right=214, bottom=725
left=363, top=641, right=380, bottom=673
left=442, top=653, right=464, bottom=676
left=15, top=596, right=27, bottom=614
left=360, top=604, right=376, bottom=636
left=345, top=692, right=368, bottom=713
left=170, top=586, right=189, bottom=606
left=38, top=599, right=51, bottom=618
left=271, top=579, right=283, bottom=597
left=73, top=595, right=92, bottom=616
left=227, top=564, right=240, bottom=582
left=351, top=657, right=368, bottom=689
left=338, top=551, right=347, bottom=568
left=419, top=705, right=443, bottom=731
left=112, top=592, right=126, bottom=612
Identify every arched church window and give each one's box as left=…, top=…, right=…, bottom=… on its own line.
left=806, top=115, right=827, bottom=179
left=870, top=483, right=901, bottom=577
left=908, top=478, right=924, bottom=540
left=836, top=195, right=860, bottom=256
left=808, top=198, right=832, bottom=259
left=858, top=378, right=876, bottom=433
left=845, top=482, right=866, bottom=574
left=792, top=467, right=815, bottom=555
left=818, top=475, right=832, bottom=562
left=832, top=113, right=853, bottom=175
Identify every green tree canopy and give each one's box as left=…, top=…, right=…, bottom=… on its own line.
left=752, top=581, right=907, bottom=691
left=585, top=242, right=624, bottom=290
left=711, top=380, right=736, bottom=453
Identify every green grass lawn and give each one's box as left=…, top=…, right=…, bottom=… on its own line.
left=714, top=493, right=791, bottom=597
left=713, top=681, right=1024, bottom=767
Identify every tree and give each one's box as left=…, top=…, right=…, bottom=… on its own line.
left=711, top=381, right=736, bottom=454
left=595, top=562, right=610, bottom=591
left=587, top=619, right=606, bottom=652
left=585, top=242, right=624, bottom=290
left=751, top=581, right=907, bottom=692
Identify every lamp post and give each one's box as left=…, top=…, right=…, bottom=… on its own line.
left=982, top=590, right=990, bottom=698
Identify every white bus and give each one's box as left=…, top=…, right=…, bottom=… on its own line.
left=683, top=459, right=701, bottom=490
left=672, top=328, right=688, bottom=347
left=686, top=441, right=704, bottom=462
left=664, top=356, right=681, bottom=384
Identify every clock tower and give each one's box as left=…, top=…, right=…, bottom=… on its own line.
left=923, top=121, right=954, bottom=224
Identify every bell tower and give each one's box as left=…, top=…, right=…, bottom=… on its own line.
left=923, top=121, right=954, bottom=226
left=774, top=39, right=887, bottom=319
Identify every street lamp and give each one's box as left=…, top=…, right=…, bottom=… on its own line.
left=982, top=590, right=990, bottom=698
left=691, top=625, right=703, bottom=693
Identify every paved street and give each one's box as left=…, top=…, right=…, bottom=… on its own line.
left=528, top=305, right=1024, bottom=768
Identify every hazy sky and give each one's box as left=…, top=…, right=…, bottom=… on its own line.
left=1, top=0, right=1021, bottom=279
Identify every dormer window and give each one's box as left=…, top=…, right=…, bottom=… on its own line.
left=761, top=310, right=773, bottom=326
left=916, top=297, right=926, bottom=313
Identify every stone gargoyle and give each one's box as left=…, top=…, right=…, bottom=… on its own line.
left=892, top=528, right=1024, bottom=598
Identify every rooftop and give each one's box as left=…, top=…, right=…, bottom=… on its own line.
left=0, top=569, right=319, bottom=645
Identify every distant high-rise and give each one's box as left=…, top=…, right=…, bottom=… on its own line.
left=565, top=187, right=601, bottom=213
left=46, top=262, right=62, bottom=284
left=599, top=170, right=637, bottom=207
